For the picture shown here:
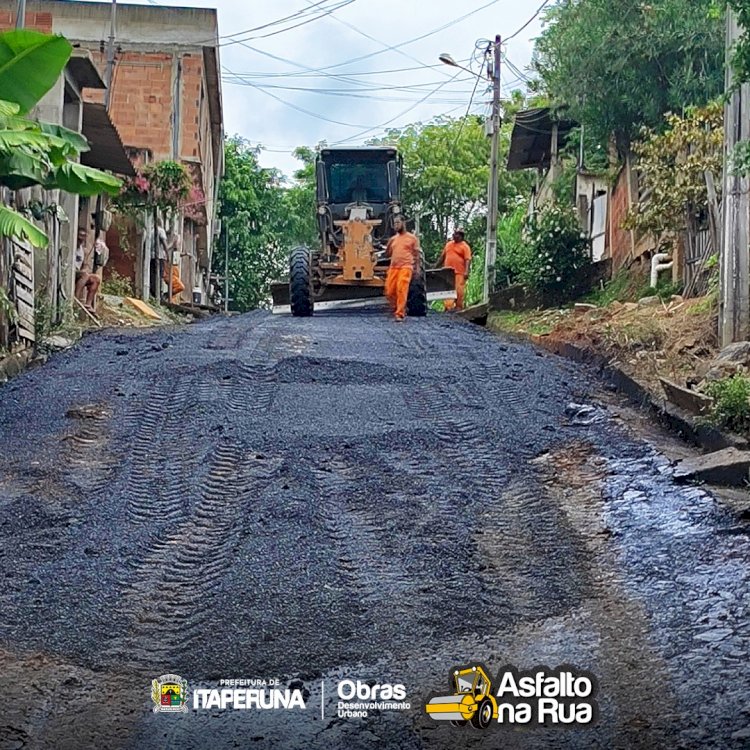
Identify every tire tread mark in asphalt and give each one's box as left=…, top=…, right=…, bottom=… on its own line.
left=224, top=363, right=276, bottom=414
left=118, top=384, right=176, bottom=523
left=105, top=441, right=283, bottom=670
left=304, top=453, right=428, bottom=644
left=60, top=419, right=116, bottom=496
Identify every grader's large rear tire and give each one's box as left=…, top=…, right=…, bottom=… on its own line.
left=407, top=251, right=428, bottom=317
left=289, top=246, right=313, bottom=317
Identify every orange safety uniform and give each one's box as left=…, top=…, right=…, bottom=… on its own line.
left=386, top=231, right=419, bottom=319
left=442, top=240, right=472, bottom=310
left=163, top=264, right=186, bottom=303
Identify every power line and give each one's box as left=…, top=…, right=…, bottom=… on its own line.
left=222, top=59, right=472, bottom=80
left=224, top=73, right=371, bottom=127
left=503, top=55, right=534, bottom=84
left=449, top=46, right=492, bottom=154
left=504, top=0, right=553, bottom=43
left=221, top=75, right=477, bottom=94
left=218, top=0, right=338, bottom=40
left=300, top=0, right=455, bottom=81
left=331, top=69, right=464, bottom=145
left=241, top=0, right=503, bottom=78
left=219, top=0, right=358, bottom=46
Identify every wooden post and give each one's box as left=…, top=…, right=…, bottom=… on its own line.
left=721, top=9, right=750, bottom=346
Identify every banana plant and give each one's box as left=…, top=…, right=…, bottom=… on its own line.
left=0, top=30, right=124, bottom=248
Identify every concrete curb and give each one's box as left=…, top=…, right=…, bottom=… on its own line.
left=506, top=331, right=748, bottom=454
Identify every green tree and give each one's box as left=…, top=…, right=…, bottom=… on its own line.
left=728, top=0, right=750, bottom=84
left=624, top=101, right=724, bottom=248
left=533, top=0, right=725, bottom=157
left=217, top=138, right=317, bottom=311
left=372, top=104, right=533, bottom=263
left=278, top=145, right=317, bottom=250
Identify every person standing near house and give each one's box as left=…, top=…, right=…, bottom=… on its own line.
left=162, top=229, right=186, bottom=303
left=436, top=227, right=472, bottom=311
left=385, top=215, right=420, bottom=322
left=74, top=226, right=101, bottom=314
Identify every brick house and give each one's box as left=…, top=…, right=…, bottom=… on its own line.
left=6, top=0, right=225, bottom=303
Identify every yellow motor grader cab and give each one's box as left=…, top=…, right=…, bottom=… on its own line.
left=270, top=147, right=456, bottom=315
left=425, top=665, right=498, bottom=729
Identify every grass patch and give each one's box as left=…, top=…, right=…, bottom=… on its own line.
left=688, top=292, right=718, bottom=316
left=602, top=318, right=665, bottom=351
left=101, top=270, right=134, bottom=298
left=584, top=269, right=682, bottom=307
left=488, top=310, right=554, bottom=336
left=584, top=270, right=638, bottom=307
left=704, top=374, right=750, bottom=433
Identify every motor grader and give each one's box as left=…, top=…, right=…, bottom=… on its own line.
left=270, top=146, right=456, bottom=315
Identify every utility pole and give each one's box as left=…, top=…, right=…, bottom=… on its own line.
left=483, top=34, right=501, bottom=305
left=224, top=228, right=229, bottom=313
left=15, top=0, right=25, bottom=28
left=720, top=9, right=750, bottom=346
left=103, top=0, right=117, bottom=110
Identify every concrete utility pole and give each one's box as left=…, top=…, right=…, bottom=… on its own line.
left=103, top=0, right=117, bottom=110
left=15, top=0, right=25, bottom=29
left=721, top=10, right=750, bottom=346
left=223, top=228, right=229, bottom=313
left=484, top=34, right=502, bottom=305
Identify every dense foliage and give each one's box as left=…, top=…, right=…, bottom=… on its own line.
left=493, top=201, right=591, bottom=294
left=623, top=101, right=724, bottom=248
left=113, top=160, right=192, bottom=219
left=533, top=0, right=725, bottom=158
left=705, top=374, right=750, bottom=433
left=729, top=0, right=750, bottom=84
left=520, top=203, right=591, bottom=293
left=216, top=137, right=316, bottom=311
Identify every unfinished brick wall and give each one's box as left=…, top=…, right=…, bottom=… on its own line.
left=180, top=53, right=203, bottom=162
left=0, top=11, right=52, bottom=31
left=84, top=49, right=174, bottom=160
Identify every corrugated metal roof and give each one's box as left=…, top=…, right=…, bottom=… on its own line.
left=80, top=102, right=135, bottom=177
left=507, top=107, right=577, bottom=171
left=67, top=52, right=105, bottom=90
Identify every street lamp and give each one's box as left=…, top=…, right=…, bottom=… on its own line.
left=440, top=35, right=501, bottom=306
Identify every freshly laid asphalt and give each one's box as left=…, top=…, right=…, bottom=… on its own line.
left=0, top=310, right=748, bottom=749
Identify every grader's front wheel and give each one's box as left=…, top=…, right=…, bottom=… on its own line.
left=289, top=246, right=314, bottom=317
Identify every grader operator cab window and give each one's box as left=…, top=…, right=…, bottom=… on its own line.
left=328, top=163, right=389, bottom=204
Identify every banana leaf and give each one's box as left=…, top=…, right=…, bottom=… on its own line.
left=49, top=161, right=122, bottom=197
left=0, top=150, right=48, bottom=189
left=39, top=121, right=90, bottom=155
left=0, top=98, right=20, bottom=117
left=0, top=128, right=65, bottom=153
left=0, top=30, right=72, bottom=113
left=0, top=204, right=47, bottom=247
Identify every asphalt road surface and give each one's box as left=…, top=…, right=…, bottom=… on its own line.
left=0, top=311, right=748, bottom=750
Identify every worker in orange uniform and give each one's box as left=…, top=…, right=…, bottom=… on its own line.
left=385, top=215, right=420, bottom=322
left=437, top=227, right=472, bottom=310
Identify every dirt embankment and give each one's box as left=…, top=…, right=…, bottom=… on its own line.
left=490, top=294, right=718, bottom=396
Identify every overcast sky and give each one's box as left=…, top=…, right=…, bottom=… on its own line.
left=81, top=0, right=547, bottom=178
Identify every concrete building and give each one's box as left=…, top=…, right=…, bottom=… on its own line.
left=4, top=0, right=225, bottom=302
